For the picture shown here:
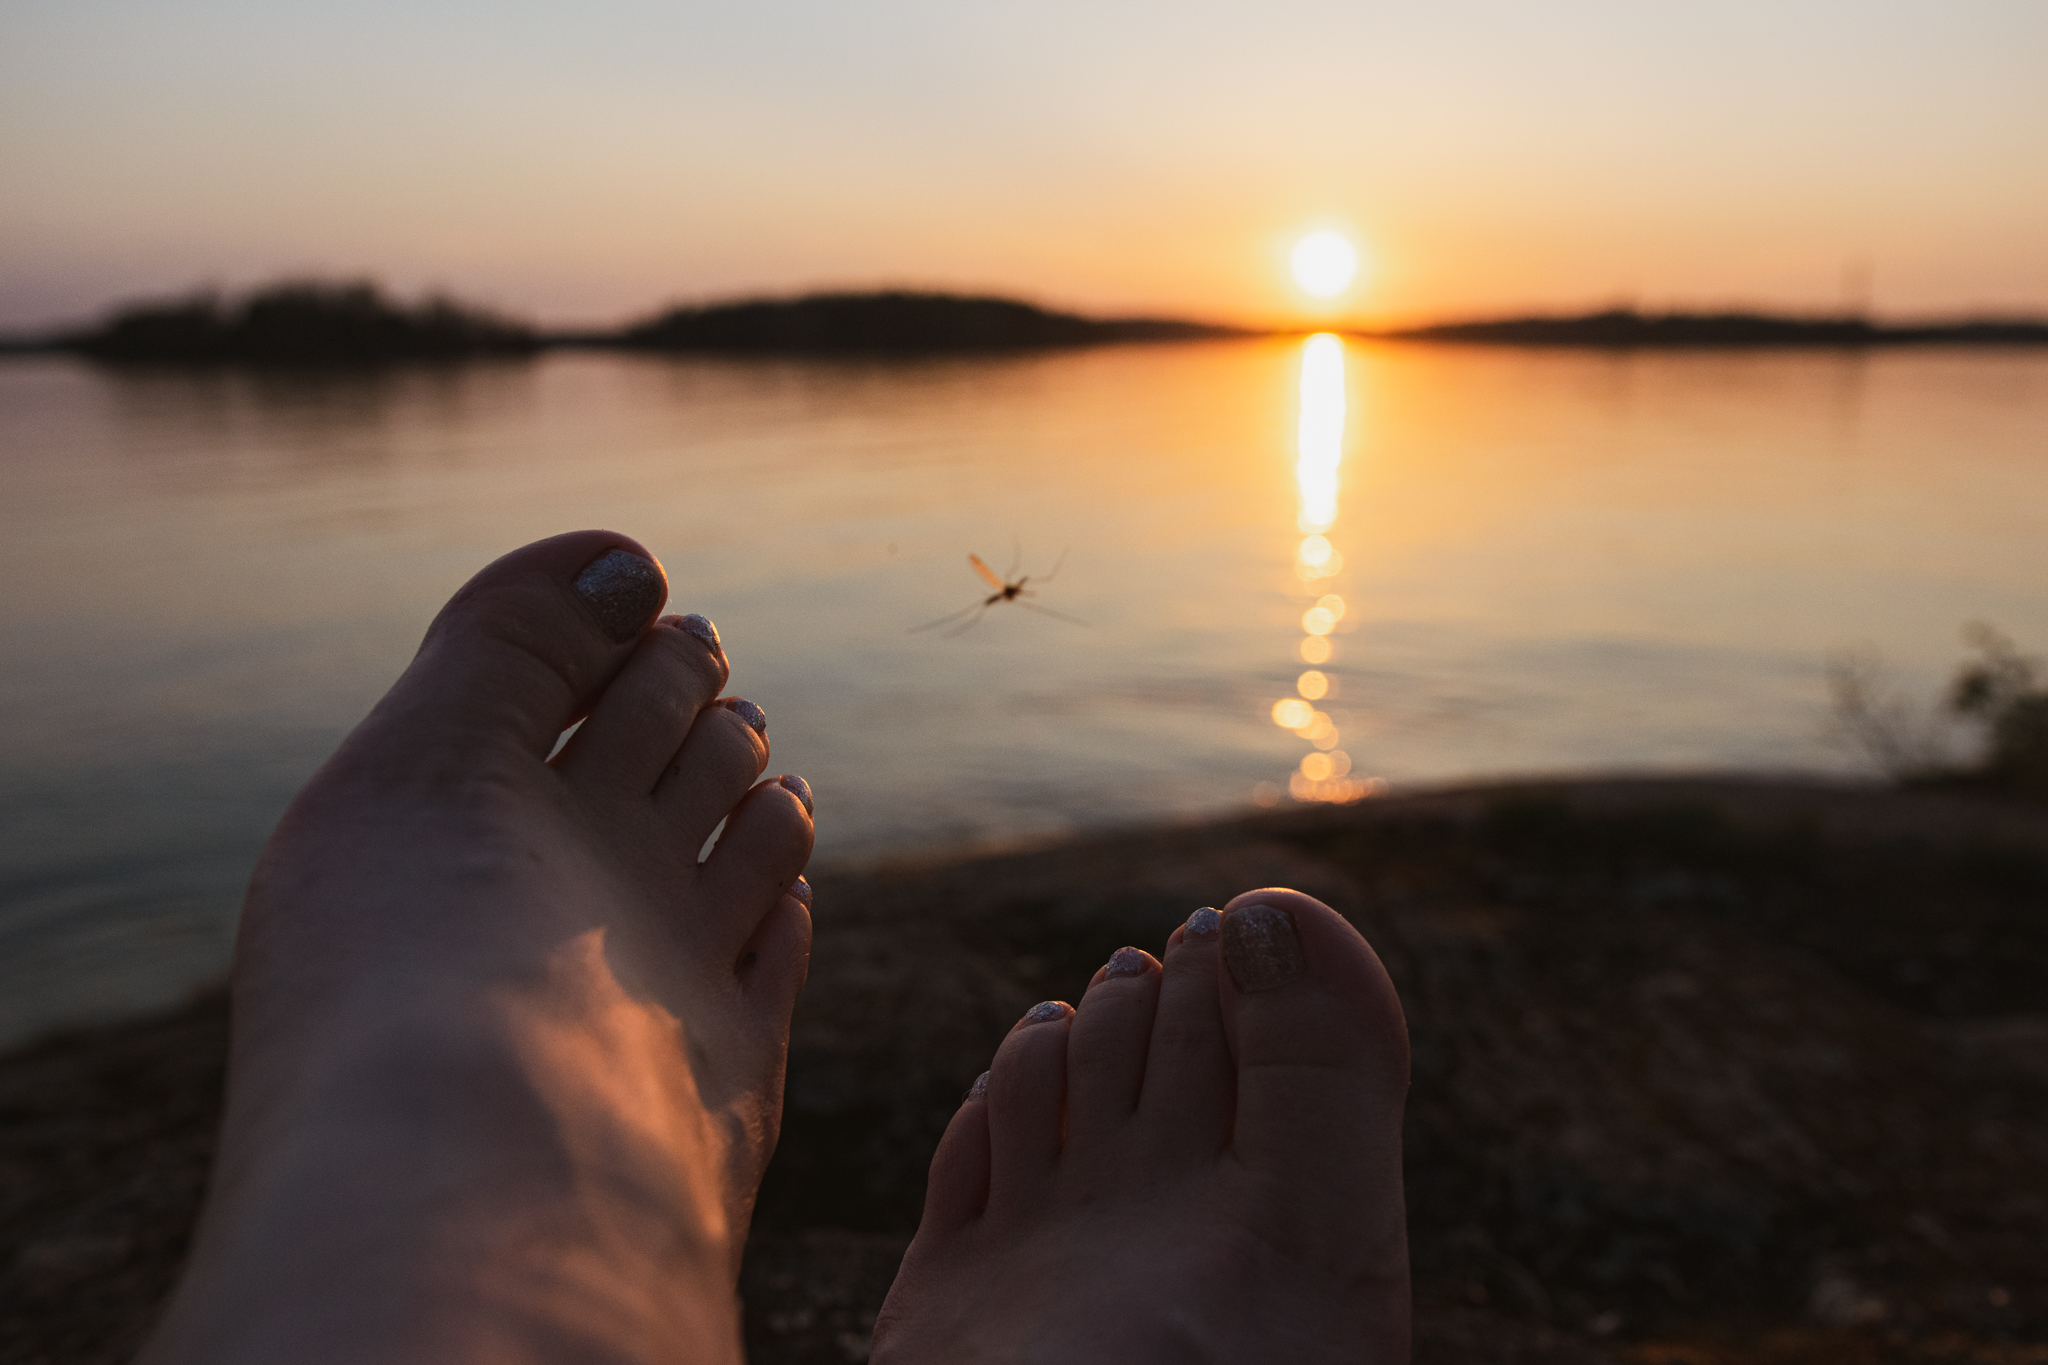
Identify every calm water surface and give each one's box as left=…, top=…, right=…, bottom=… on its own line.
left=3, top=339, right=2046, bottom=1042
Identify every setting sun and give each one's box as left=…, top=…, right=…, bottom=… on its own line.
left=1290, top=231, right=1361, bottom=300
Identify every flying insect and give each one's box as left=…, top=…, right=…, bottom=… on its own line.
left=909, top=547, right=1086, bottom=637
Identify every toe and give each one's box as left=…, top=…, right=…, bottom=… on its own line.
left=1062, top=947, right=1160, bottom=1155
left=983, top=1000, right=1072, bottom=1216
left=355, top=531, right=668, bottom=764
left=735, top=879, right=813, bottom=1026
left=655, top=697, right=772, bottom=853
left=554, top=614, right=728, bottom=795
left=919, top=1073, right=994, bottom=1231
left=1216, top=889, right=1409, bottom=1253
left=1134, top=907, right=1234, bottom=1158
left=693, top=776, right=814, bottom=964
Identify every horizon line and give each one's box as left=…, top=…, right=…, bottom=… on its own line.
left=6, top=283, right=2048, bottom=354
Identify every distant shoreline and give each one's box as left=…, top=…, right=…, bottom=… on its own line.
left=1373, top=309, right=2048, bottom=350
left=7, top=284, right=1251, bottom=366
left=4, top=282, right=2045, bottom=363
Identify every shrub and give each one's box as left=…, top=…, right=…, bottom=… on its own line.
left=1948, top=625, right=2048, bottom=797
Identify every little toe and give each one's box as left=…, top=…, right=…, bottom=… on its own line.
left=1134, top=906, right=1235, bottom=1157
left=734, top=878, right=813, bottom=1026
left=654, top=697, right=772, bottom=852
left=553, top=614, right=729, bottom=795
left=693, top=776, right=814, bottom=964
left=358, top=531, right=669, bottom=764
left=919, top=1073, right=994, bottom=1233
left=1062, top=946, right=1160, bottom=1154
left=983, top=1000, right=1073, bottom=1215
left=1217, top=889, right=1409, bottom=1262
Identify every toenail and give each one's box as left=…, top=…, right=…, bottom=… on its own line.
left=1104, top=946, right=1150, bottom=978
left=1184, top=906, right=1221, bottom=939
left=788, top=875, right=813, bottom=907
left=1020, top=1000, right=1071, bottom=1027
left=675, top=612, right=722, bottom=653
left=719, top=696, right=768, bottom=736
left=779, top=774, right=814, bottom=815
left=1221, top=903, right=1306, bottom=993
left=573, top=548, right=666, bottom=642
left=965, top=1071, right=989, bottom=1102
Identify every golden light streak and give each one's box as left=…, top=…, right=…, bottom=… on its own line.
left=1279, top=329, right=1378, bottom=806
left=1296, top=333, right=1345, bottom=534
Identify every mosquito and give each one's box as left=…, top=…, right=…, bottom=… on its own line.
left=908, top=545, right=1087, bottom=636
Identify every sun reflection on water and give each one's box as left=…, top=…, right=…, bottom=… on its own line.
left=1296, top=333, right=1345, bottom=534
left=1266, top=332, right=1385, bottom=806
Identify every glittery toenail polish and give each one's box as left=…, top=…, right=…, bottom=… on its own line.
left=573, top=548, right=665, bottom=642
left=1221, top=903, right=1306, bottom=993
left=788, top=876, right=813, bottom=907
left=1104, top=946, right=1149, bottom=978
left=1184, top=906, right=1221, bottom=939
left=719, top=697, right=767, bottom=736
left=966, top=1071, right=990, bottom=1102
left=779, top=774, right=813, bottom=815
left=676, top=613, right=721, bottom=652
left=1020, top=1000, right=1070, bottom=1027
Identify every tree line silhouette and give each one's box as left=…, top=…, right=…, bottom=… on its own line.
left=30, top=278, right=2048, bottom=365
left=73, top=282, right=538, bottom=363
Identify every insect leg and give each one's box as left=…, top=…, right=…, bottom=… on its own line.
left=941, top=602, right=991, bottom=637
left=908, top=601, right=984, bottom=634
left=1016, top=599, right=1089, bottom=627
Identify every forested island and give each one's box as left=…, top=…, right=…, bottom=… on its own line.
left=613, top=290, right=1240, bottom=353
left=40, top=282, right=1238, bottom=364
left=68, top=281, right=538, bottom=363
left=12, top=280, right=2048, bottom=364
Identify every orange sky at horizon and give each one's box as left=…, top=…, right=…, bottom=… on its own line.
left=3, top=0, right=2045, bottom=332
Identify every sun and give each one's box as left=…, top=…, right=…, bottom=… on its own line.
left=1291, top=230, right=1361, bottom=300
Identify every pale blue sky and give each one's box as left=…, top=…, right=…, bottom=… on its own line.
left=3, top=0, right=2044, bottom=328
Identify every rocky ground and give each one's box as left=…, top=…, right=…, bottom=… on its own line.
left=4, top=777, right=2046, bottom=1364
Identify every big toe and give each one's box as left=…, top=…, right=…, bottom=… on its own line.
left=355, top=531, right=669, bottom=764
left=1218, top=888, right=1410, bottom=1285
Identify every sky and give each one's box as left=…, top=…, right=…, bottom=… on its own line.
left=3, top=0, right=2046, bottom=331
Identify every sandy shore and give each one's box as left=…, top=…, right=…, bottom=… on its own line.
left=4, top=775, right=2046, bottom=1364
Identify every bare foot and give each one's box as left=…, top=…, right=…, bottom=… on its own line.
left=873, top=889, right=1411, bottom=1364
left=142, top=531, right=815, bottom=1365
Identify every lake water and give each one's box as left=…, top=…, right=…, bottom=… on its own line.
left=3, top=338, right=2046, bottom=1044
